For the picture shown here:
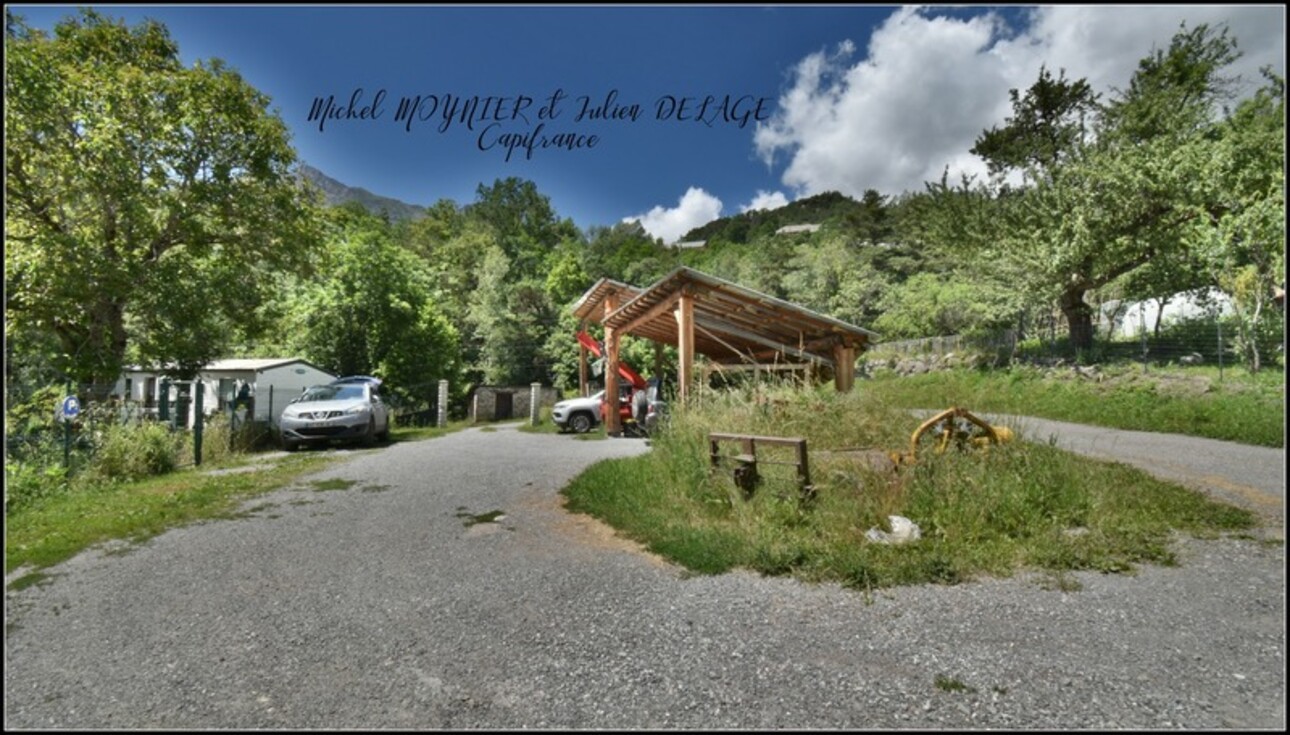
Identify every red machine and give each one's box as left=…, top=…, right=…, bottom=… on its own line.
left=576, top=331, right=648, bottom=429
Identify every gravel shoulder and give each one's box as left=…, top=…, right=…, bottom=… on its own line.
left=5, top=422, right=1285, bottom=729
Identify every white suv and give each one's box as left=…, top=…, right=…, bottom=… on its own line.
left=551, top=390, right=606, bottom=434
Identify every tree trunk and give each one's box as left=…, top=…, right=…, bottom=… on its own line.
left=84, top=297, right=130, bottom=401
left=1152, top=296, right=1169, bottom=338
left=1059, top=287, right=1095, bottom=354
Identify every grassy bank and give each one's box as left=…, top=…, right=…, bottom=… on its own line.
left=5, top=422, right=471, bottom=581
left=563, top=386, right=1257, bottom=590
left=862, top=364, right=1285, bottom=447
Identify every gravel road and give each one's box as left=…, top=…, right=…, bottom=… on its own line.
left=5, top=423, right=1285, bottom=729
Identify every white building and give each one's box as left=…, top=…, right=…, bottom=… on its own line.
left=115, top=358, right=336, bottom=428
left=1098, top=288, right=1235, bottom=339
left=775, top=223, right=821, bottom=235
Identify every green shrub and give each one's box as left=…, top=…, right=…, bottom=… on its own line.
left=90, top=421, right=183, bottom=482
left=4, top=460, right=70, bottom=512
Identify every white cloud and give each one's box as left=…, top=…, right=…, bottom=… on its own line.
left=741, top=190, right=791, bottom=213
left=624, top=187, right=724, bottom=244
left=755, top=5, right=1286, bottom=199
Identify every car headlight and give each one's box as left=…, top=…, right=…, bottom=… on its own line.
left=345, top=405, right=369, bottom=416
left=283, top=407, right=300, bottom=418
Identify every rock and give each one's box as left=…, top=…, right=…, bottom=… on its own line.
left=866, top=515, right=922, bottom=544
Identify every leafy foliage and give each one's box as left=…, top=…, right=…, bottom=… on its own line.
left=283, top=206, right=460, bottom=403
left=5, top=10, right=320, bottom=387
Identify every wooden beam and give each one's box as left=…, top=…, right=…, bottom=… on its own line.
left=833, top=344, right=856, bottom=392
left=604, top=293, right=621, bottom=435
left=578, top=343, right=589, bottom=397
left=675, top=291, right=695, bottom=406
left=613, top=292, right=680, bottom=336
left=692, top=315, right=829, bottom=364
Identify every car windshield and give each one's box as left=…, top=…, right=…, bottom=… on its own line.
left=298, top=385, right=365, bottom=402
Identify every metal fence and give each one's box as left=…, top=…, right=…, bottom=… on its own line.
left=870, top=312, right=1285, bottom=376
left=5, top=376, right=454, bottom=481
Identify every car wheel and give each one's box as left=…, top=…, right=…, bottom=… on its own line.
left=363, top=417, right=377, bottom=447
left=377, top=416, right=390, bottom=441
left=569, top=412, right=593, bottom=434
left=283, top=438, right=299, bottom=452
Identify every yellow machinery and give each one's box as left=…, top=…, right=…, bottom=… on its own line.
left=890, top=407, right=1014, bottom=468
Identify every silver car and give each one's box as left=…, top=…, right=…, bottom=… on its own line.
left=279, top=383, right=390, bottom=450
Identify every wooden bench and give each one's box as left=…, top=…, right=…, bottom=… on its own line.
left=708, top=432, right=813, bottom=500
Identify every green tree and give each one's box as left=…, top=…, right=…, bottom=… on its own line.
left=4, top=10, right=319, bottom=389
left=938, top=24, right=1248, bottom=353
left=1185, top=71, right=1286, bottom=370
left=465, top=177, right=580, bottom=277
left=466, top=245, right=557, bottom=385
left=971, top=65, right=1098, bottom=177
left=287, top=208, right=459, bottom=401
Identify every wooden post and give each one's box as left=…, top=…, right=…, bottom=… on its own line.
left=833, top=343, right=856, bottom=393
left=675, top=289, right=694, bottom=407
left=604, top=293, right=621, bottom=435
left=578, top=319, right=589, bottom=397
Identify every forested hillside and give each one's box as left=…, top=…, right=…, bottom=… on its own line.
left=6, top=11, right=1284, bottom=416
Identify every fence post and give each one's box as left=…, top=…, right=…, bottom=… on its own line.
left=1217, top=317, right=1224, bottom=382
left=193, top=380, right=203, bottom=466
left=437, top=379, right=448, bottom=428
left=159, top=379, right=170, bottom=423
left=530, top=382, right=541, bottom=426
left=63, top=381, right=73, bottom=470
left=268, top=385, right=274, bottom=428
left=1139, top=306, right=1148, bottom=373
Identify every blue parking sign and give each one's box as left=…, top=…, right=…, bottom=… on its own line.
left=60, top=395, right=81, bottom=420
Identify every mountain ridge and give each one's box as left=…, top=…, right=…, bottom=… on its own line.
left=298, top=163, right=427, bottom=222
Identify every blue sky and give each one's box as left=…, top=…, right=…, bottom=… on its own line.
left=10, top=4, right=1286, bottom=241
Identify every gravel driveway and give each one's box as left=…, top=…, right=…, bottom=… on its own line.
left=5, top=423, right=1285, bottom=729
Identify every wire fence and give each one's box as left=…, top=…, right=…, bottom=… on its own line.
left=871, top=312, right=1285, bottom=376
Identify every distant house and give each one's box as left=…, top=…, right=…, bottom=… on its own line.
left=669, top=240, right=707, bottom=249
left=1098, top=288, right=1235, bottom=339
left=115, top=358, right=336, bottom=428
left=775, top=223, right=821, bottom=235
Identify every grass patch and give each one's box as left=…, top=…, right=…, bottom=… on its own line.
left=518, top=406, right=559, bottom=435
left=934, top=675, right=976, bottom=693
left=455, top=508, right=506, bottom=526
left=864, top=364, right=1284, bottom=447
left=5, top=453, right=338, bottom=574
left=388, top=420, right=473, bottom=444
left=6, top=571, right=53, bottom=592
left=308, top=478, right=358, bottom=492
left=562, top=385, right=1257, bottom=589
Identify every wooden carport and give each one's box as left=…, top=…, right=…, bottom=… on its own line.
left=571, top=267, right=879, bottom=434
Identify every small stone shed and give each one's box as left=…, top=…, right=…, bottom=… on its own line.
left=470, top=385, right=562, bottom=422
